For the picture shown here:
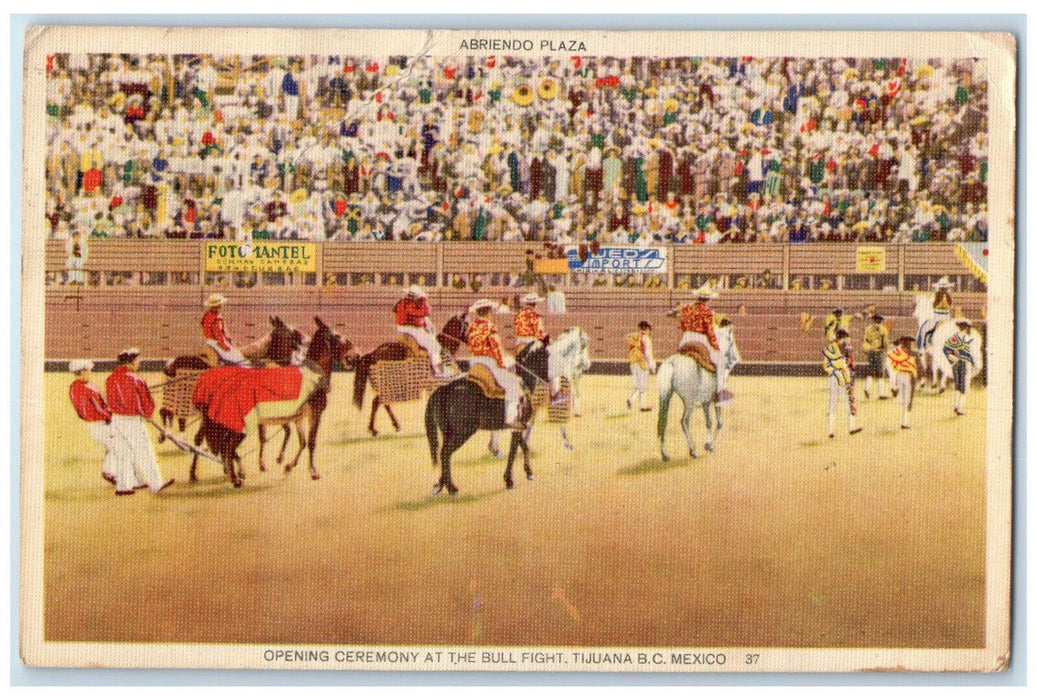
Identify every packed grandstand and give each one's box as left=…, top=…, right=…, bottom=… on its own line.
left=44, top=53, right=989, bottom=247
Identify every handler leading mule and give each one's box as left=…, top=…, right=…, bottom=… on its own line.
left=657, top=323, right=739, bottom=461
left=191, top=317, right=356, bottom=486
left=425, top=341, right=549, bottom=495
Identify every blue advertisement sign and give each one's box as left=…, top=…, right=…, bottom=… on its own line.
left=565, top=246, right=668, bottom=273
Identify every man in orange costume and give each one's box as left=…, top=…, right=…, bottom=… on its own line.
left=467, top=299, right=525, bottom=428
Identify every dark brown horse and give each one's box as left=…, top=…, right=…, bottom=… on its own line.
left=159, top=316, right=301, bottom=440
left=352, top=311, right=468, bottom=436
left=191, top=317, right=356, bottom=487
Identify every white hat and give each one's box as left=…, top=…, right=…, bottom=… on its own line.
left=69, top=359, right=94, bottom=373
left=693, top=283, right=718, bottom=300
left=932, top=276, right=953, bottom=289
left=469, top=299, right=498, bottom=313
left=205, top=293, right=227, bottom=308
left=404, top=284, right=427, bottom=299
left=521, top=292, right=544, bottom=305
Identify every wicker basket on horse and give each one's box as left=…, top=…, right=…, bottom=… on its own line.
left=369, top=357, right=449, bottom=404
left=161, top=369, right=206, bottom=422
left=532, top=377, right=572, bottom=424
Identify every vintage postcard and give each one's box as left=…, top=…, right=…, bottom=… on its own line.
left=20, top=26, right=1015, bottom=672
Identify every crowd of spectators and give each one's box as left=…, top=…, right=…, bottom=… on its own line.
left=44, top=52, right=990, bottom=245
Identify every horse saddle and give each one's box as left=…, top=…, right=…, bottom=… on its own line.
left=198, top=345, right=220, bottom=368
left=677, top=342, right=717, bottom=374
left=466, top=363, right=507, bottom=399
left=396, top=334, right=428, bottom=360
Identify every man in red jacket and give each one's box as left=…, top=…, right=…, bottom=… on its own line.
left=68, top=359, right=117, bottom=487
left=202, top=293, right=248, bottom=366
left=106, top=348, right=174, bottom=495
left=393, top=285, right=447, bottom=376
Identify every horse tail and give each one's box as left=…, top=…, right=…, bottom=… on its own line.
left=657, top=358, right=675, bottom=442
left=425, top=388, right=441, bottom=466
left=352, top=354, right=373, bottom=409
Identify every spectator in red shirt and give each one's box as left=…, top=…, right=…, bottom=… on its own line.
left=106, top=347, right=174, bottom=495
left=68, top=359, right=118, bottom=487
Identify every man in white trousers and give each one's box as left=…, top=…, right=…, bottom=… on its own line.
left=105, top=348, right=175, bottom=496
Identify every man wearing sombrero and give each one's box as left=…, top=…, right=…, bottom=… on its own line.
left=467, top=299, right=525, bottom=429
left=671, top=282, right=731, bottom=403
left=918, top=275, right=954, bottom=350
left=202, top=293, right=248, bottom=366
left=394, top=284, right=447, bottom=377
left=513, top=292, right=565, bottom=406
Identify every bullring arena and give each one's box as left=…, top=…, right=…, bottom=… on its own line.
left=28, top=43, right=1004, bottom=658
left=40, top=239, right=988, bottom=649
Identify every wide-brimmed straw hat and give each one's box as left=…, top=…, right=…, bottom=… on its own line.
left=521, top=292, right=544, bottom=305
left=204, top=293, right=227, bottom=308
left=469, top=299, right=498, bottom=313
left=404, top=284, right=427, bottom=299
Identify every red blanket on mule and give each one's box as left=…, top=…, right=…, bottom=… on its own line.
left=192, top=366, right=303, bottom=432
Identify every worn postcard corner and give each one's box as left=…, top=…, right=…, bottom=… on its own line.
left=20, top=25, right=1015, bottom=673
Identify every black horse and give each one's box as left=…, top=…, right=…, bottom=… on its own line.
left=353, top=310, right=469, bottom=436
left=424, top=341, right=548, bottom=495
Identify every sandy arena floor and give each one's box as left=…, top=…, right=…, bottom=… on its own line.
left=41, top=372, right=986, bottom=648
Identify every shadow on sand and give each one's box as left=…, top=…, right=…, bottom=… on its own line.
left=616, top=455, right=699, bottom=477
left=386, top=486, right=511, bottom=512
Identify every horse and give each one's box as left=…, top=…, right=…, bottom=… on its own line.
left=912, top=293, right=955, bottom=392
left=424, top=341, right=549, bottom=495
left=656, top=324, right=738, bottom=461
left=352, top=310, right=468, bottom=436
left=488, top=327, right=592, bottom=455
left=158, top=316, right=301, bottom=441
left=191, top=317, right=356, bottom=487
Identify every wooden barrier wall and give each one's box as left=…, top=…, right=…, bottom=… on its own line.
left=41, top=240, right=985, bottom=361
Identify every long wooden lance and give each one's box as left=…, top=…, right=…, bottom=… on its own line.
left=146, top=418, right=223, bottom=465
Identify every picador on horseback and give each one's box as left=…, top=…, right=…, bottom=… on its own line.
left=513, top=292, right=567, bottom=406
left=467, top=298, right=530, bottom=430
left=393, top=285, right=451, bottom=378
left=201, top=293, right=248, bottom=366
left=670, top=283, right=732, bottom=405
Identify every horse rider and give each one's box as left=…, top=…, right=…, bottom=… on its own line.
left=68, top=358, right=117, bottom=487
left=467, top=299, right=527, bottom=429
left=919, top=276, right=954, bottom=349
left=822, top=328, right=862, bottom=438
left=394, top=284, right=449, bottom=377
left=513, top=292, right=566, bottom=406
left=670, top=282, right=730, bottom=404
left=201, top=293, right=249, bottom=366
left=943, top=318, right=978, bottom=416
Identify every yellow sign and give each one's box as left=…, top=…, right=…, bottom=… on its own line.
left=205, top=242, right=317, bottom=273
left=856, top=246, right=886, bottom=273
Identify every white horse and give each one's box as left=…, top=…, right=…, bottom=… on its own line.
left=657, top=325, right=738, bottom=461
left=912, top=293, right=955, bottom=391
left=489, top=327, right=592, bottom=454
